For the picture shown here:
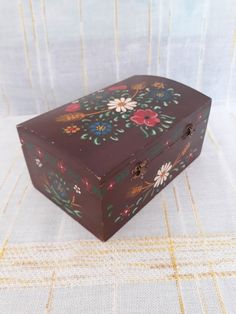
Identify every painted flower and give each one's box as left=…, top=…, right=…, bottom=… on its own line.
left=154, top=162, right=172, bottom=188
left=36, top=147, right=44, bottom=159
left=73, top=184, right=81, bottom=194
left=57, top=160, right=66, bottom=173
left=107, top=180, right=115, bottom=191
left=82, top=177, right=92, bottom=191
left=152, top=82, right=165, bottom=89
left=89, top=122, right=112, bottom=136
left=130, top=109, right=160, bottom=127
left=35, top=158, right=42, bottom=167
left=131, top=82, right=146, bottom=91
left=107, top=97, right=137, bottom=113
left=48, top=172, right=70, bottom=199
left=63, top=124, right=80, bottom=135
left=127, top=185, right=143, bottom=198
left=120, top=207, right=132, bottom=217
left=65, top=102, right=80, bottom=112
left=148, top=87, right=180, bottom=105
left=108, top=85, right=127, bottom=91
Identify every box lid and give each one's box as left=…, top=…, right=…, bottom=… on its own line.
left=17, top=75, right=211, bottom=183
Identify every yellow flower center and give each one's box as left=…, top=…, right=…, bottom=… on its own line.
left=117, top=101, right=125, bottom=107
left=96, top=125, right=106, bottom=131
left=160, top=171, right=166, bottom=177
left=157, top=92, right=164, bottom=97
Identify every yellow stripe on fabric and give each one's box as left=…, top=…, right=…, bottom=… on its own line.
left=162, top=197, right=186, bottom=314
left=0, top=233, right=236, bottom=289
left=45, top=271, right=56, bottom=314
left=185, top=171, right=227, bottom=314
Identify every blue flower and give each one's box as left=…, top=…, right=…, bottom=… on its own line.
left=48, top=173, right=70, bottom=199
left=148, top=88, right=178, bottom=102
left=89, top=122, right=112, bottom=136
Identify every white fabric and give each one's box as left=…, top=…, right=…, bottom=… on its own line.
left=0, top=106, right=236, bottom=313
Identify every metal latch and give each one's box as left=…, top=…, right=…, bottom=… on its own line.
left=182, top=123, right=194, bottom=139
left=131, top=160, right=148, bottom=179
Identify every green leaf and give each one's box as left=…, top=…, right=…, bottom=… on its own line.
left=94, top=137, right=101, bottom=145
left=121, top=113, right=129, bottom=119
left=125, top=122, right=132, bottom=128
left=140, top=126, right=149, bottom=138
left=136, top=197, right=143, bottom=205
left=117, top=128, right=125, bottom=133
left=161, top=114, right=175, bottom=119
left=74, top=210, right=82, bottom=218
left=150, top=129, right=157, bottom=135
left=121, top=93, right=129, bottom=97
left=132, top=207, right=138, bottom=214
left=114, top=216, right=121, bottom=223
left=81, top=133, right=89, bottom=140
left=107, top=204, right=113, bottom=211
left=162, top=124, right=170, bottom=129
left=110, top=136, right=119, bottom=141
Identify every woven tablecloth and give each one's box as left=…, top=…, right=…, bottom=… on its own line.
left=0, top=106, right=236, bottom=314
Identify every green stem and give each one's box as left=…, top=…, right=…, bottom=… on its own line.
left=140, top=126, right=149, bottom=138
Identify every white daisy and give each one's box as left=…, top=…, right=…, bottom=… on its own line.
left=107, top=97, right=137, bottom=113
left=73, top=184, right=81, bottom=194
left=35, top=158, right=42, bottom=168
left=154, top=162, right=172, bottom=188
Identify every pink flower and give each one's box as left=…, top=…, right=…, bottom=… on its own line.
left=107, top=181, right=115, bottom=191
left=130, top=109, right=160, bottom=127
left=82, top=177, right=92, bottom=191
left=36, top=147, right=44, bottom=159
left=65, top=102, right=80, bottom=112
left=57, top=160, right=66, bottom=173
left=120, top=207, right=132, bottom=217
left=107, top=85, right=127, bottom=91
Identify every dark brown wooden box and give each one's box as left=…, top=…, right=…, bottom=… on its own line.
left=17, top=75, right=211, bottom=241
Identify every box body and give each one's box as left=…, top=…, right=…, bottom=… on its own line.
left=17, top=75, right=211, bottom=241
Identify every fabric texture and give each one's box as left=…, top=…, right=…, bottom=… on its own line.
left=0, top=106, right=236, bottom=313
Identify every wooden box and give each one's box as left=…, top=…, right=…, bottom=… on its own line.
left=17, top=75, right=211, bottom=241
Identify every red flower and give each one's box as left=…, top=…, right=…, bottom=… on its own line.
left=82, top=177, right=92, bottom=191
left=57, top=160, right=66, bottom=173
left=36, top=147, right=44, bottom=159
left=120, top=207, right=132, bottom=217
left=65, top=102, right=80, bottom=112
left=107, top=181, right=115, bottom=191
left=63, top=124, right=80, bottom=135
left=108, top=85, right=127, bottom=91
left=130, top=109, right=160, bottom=127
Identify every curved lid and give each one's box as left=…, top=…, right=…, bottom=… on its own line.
left=17, top=75, right=211, bottom=181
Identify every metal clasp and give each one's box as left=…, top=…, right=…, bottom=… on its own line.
left=182, top=123, right=194, bottom=139
left=131, top=160, right=148, bottom=179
